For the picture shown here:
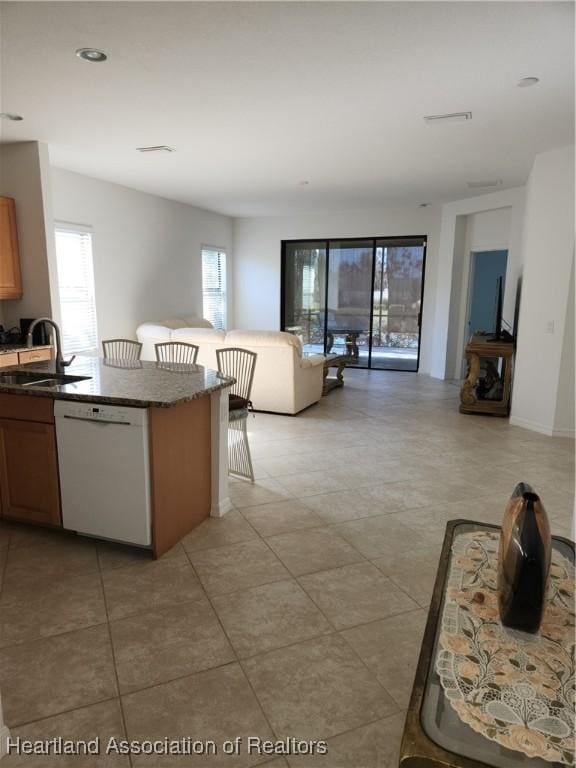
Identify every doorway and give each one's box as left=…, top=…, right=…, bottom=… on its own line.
left=466, top=249, right=508, bottom=339
left=281, top=236, right=427, bottom=372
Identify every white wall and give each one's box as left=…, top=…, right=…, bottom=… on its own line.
left=451, top=207, right=513, bottom=379
left=510, top=145, right=575, bottom=437
left=0, top=141, right=58, bottom=329
left=430, top=187, right=526, bottom=379
left=232, top=206, right=441, bottom=374
left=50, top=168, right=233, bottom=343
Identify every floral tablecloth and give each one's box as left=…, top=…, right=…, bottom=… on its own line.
left=437, top=531, right=575, bottom=765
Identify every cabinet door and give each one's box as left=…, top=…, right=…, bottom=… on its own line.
left=0, top=419, right=61, bottom=525
left=0, top=197, right=23, bottom=299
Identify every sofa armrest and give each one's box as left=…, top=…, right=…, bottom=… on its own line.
left=300, top=354, right=326, bottom=369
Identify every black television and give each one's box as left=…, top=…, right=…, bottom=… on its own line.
left=489, top=276, right=514, bottom=342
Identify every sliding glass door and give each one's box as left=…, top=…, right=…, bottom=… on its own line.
left=371, top=239, right=426, bottom=371
left=281, top=236, right=426, bottom=371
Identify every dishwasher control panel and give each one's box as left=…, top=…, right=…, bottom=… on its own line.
left=54, top=400, right=148, bottom=426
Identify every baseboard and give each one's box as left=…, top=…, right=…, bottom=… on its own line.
left=0, top=724, right=10, bottom=759
left=210, top=498, right=233, bottom=518
left=509, top=416, right=576, bottom=439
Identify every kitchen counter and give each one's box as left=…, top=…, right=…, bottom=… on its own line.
left=0, top=355, right=234, bottom=407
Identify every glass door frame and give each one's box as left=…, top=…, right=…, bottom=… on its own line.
left=280, top=235, right=428, bottom=372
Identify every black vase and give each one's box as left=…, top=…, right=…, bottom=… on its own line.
left=497, top=482, right=551, bottom=634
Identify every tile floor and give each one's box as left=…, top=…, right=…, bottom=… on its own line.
left=0, top=369, right=573, bottom=767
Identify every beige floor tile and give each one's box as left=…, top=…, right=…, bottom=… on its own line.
left=371, top=546, right=441, bottom=607
left=241, top=500, right=325, bottom=537
left=298, top=562, right=418, bottom=629
left=181, top=510, right=258, bottom=553
left=122, top=663, right=273, bottom=767
left=8, top=524, right=74, bottom=551
left=266, top=528, right=363, bottom=576
left=0, top=519, right=12, bottom=549
left=229, top=478, right=295, bottom=509
left=300, top=488, right=402, bottom=525
left=334, top=516, right=428, bottom=560
left=189, top=539, right=289, bottom=596
left=341, top=609, right=426, bottom=707
left=2, top=700, right=129, bottom=766
left=0, top=547, right=6, bottom=591
left=242, top=635, right=397, bottom=741
left=0, top=624, right=117, bottom=726
left=287, top=712, right=406, bottom=768
left=97, top=540, right=171, bottom=571
left=102, top=551, right=205, bottom=621
left=273, top=470, right=350, bottom=498
left=0, top=571, right=107, bottom=648
left=3, top=537, right=98, bottom=590
left=212, top=579, right=331, bottom=658
left=110, top=598, right=235, bottom=693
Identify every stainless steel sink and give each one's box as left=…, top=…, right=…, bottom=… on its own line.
left=0, top=372, right=91, bottom=387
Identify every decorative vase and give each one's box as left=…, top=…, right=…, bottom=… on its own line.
left=497, top=482, right=551, bottom=633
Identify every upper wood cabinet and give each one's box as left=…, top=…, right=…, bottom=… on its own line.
left=0, top=196, right=23, bottom=299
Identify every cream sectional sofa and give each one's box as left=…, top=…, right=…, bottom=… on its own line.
left=136, top=318, right=325, bottom=414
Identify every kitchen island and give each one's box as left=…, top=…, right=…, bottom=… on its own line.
left=0, top=356, right=234, bottom=557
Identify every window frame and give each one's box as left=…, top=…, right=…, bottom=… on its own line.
left=54, top=222, right=99, bottom=356
left=201, top=245, right=227, bottom=331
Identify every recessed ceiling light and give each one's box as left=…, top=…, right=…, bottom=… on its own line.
left=76, top=48, right=108, bottom=63
left=136, top=145, right=176, bottom=153
left=0, top=112, right=23, bottom=121
left=517, top=77, right=540, bottom=88
left=467, top=180, right=502, bottom=189
left=423, top=111, right=472, bottom=125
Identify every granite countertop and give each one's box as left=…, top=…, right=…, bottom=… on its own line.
left=0, top=356, right=235, bottom=407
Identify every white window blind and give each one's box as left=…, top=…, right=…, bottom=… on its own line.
left=54, top=226, right=98, bottom=355
left=202, top=247, right=227, bottom=330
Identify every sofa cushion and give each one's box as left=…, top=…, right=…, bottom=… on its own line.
left=172, top=327, right=226, bottom=344
left=226, top=330, right=302, bottom=352
left=182, top=316, right=213, bottom=329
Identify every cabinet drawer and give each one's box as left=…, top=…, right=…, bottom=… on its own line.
left=18, top=348, right=52, bottom=364
left=0, top=353, right=19, bottom=368
left=0, top=394, right=54, bottom=424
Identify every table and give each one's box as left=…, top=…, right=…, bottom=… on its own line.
left=460, top=334, right=515, bottom=417
left=326, top=329, right=363, bottom=360
left=400, top=519, right=574, bottom=768
left=322, top=354, right=348, bottom=395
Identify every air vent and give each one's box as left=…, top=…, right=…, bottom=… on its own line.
left=136, top=146, right=175, bottom=153
left=467, top=180, right=502, bottom=189
left=423, top=111, right=472, bottom=124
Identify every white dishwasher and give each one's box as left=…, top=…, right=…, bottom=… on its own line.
left=55, top=400, right=152, bottom=546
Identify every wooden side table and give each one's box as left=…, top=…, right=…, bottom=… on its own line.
left=460, top=335, right=514, bottom=417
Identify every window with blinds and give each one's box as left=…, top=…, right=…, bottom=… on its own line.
left=202, top=247, right=227, bottom=330
left=54, top=226, right=99, bottom=355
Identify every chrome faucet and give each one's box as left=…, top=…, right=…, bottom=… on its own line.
left=27, top=318, right=75, bottom=373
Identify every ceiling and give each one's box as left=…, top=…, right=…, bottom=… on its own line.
left=0, top=1, right=573, bottom=217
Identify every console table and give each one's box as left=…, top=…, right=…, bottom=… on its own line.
left=460, top=335, right=514, bottom=417
left=400, top=520, right=574, bottom=768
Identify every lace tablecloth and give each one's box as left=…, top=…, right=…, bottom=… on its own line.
left=436, top=531, right=575, bottom=765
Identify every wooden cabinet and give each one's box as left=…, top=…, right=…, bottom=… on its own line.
left=18, top=347, right=53, bottom=365
left=0, top=347, right=53, bottom=368
left=0, top=353, right=19, bottom=368
left=0, top=395, right=61, bottom=526
left=0, top=197, right=23, bottom=299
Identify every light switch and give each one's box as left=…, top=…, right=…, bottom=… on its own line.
left=545, top=321, right=555, bottom=334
